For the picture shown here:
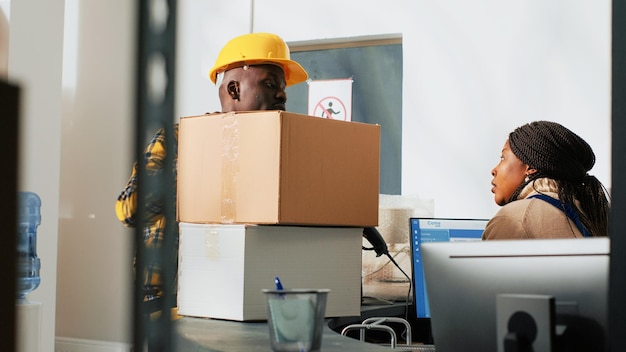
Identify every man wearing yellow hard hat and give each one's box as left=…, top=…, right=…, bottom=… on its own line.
left=210, top=32, right=308, bottom=87
left=115, top=32, right=308, bottom=312
left=210, top=32, right=308, bottom=111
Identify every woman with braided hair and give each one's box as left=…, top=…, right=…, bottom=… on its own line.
left=483, top=120, right=610, bottom=239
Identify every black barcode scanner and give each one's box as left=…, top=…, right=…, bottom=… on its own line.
left=362, top=227, right=389, bottom=257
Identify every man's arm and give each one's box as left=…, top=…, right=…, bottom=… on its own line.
left=115, top=128, right=170, bottom=227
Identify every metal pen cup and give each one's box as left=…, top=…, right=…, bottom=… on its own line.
left=262, top=289, right=330, bottom=352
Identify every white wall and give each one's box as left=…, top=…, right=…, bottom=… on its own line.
left=0, top=2, right=8, bottom=77
left=7, top=0, right=65, bottom=350
left=55, top=0, right=135, bottom=344
left=5, top=0, right=612, bottom=348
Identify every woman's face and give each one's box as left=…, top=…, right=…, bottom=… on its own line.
left=490, top=139, right=532, bottom=205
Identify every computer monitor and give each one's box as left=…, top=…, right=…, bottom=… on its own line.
left=421, top=238, right=609, bottom=352
left=409, top=218, right=488, bottom=319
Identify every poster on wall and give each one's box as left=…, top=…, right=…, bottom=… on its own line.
left=307, top=78, right=353, bottom=121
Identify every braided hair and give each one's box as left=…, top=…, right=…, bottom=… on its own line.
left=508, top=121, right=610, bottom=237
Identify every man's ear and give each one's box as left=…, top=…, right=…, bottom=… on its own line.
left=227, top=81, right=240, bottom=101
left=527, top=168, right=537, bottom=175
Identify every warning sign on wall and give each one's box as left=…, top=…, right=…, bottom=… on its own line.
left=307, top=79, right=353, bottom=121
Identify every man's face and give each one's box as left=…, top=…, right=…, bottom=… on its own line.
left=221, top=64, right=288, bottom=111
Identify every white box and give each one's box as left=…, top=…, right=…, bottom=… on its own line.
left=177, top=223, right=363, bottom=321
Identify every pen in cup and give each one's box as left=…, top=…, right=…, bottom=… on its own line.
left=275, top=276, right=287, bottom=300
left=275, top=276, right=284, bottom=291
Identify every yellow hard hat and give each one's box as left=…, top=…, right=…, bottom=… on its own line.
left=209, top=32, right=308, bottom=87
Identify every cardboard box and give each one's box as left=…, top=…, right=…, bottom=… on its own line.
left=177, top=223, right=363, bottom=321
left=177, top=111, right=380, bottom=227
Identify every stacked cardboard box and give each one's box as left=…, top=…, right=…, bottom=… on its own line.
left=176, top=111, right=380, bottom=321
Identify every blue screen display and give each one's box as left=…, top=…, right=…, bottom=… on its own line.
left=410, top=218, right=488, bottom=318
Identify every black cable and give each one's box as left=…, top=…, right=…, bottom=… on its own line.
left=362, top=227, right=413, bottom=341
left=385, top=252, right=412, bottom=322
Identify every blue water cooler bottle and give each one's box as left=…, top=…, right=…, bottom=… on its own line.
left=16, top=191, right=42, bottom=302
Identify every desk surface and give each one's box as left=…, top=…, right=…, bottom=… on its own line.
left=175, top=317, right=394, bottom=351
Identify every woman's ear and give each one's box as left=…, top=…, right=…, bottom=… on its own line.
left=227, top=81, right=240, bottom=101
left=526, top=168, right=537, bottom=175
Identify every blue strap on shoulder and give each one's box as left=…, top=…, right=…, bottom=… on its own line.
left=528, top=194, right=591, bottom=237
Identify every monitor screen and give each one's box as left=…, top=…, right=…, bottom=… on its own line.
left=421, top=238, right=609, bottom=352
left=409, top=218, right=488, bottom=319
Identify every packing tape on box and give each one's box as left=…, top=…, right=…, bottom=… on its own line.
left=221, top=113, right=239, bottom=223
left=204, top=226, right=221, bottom=259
